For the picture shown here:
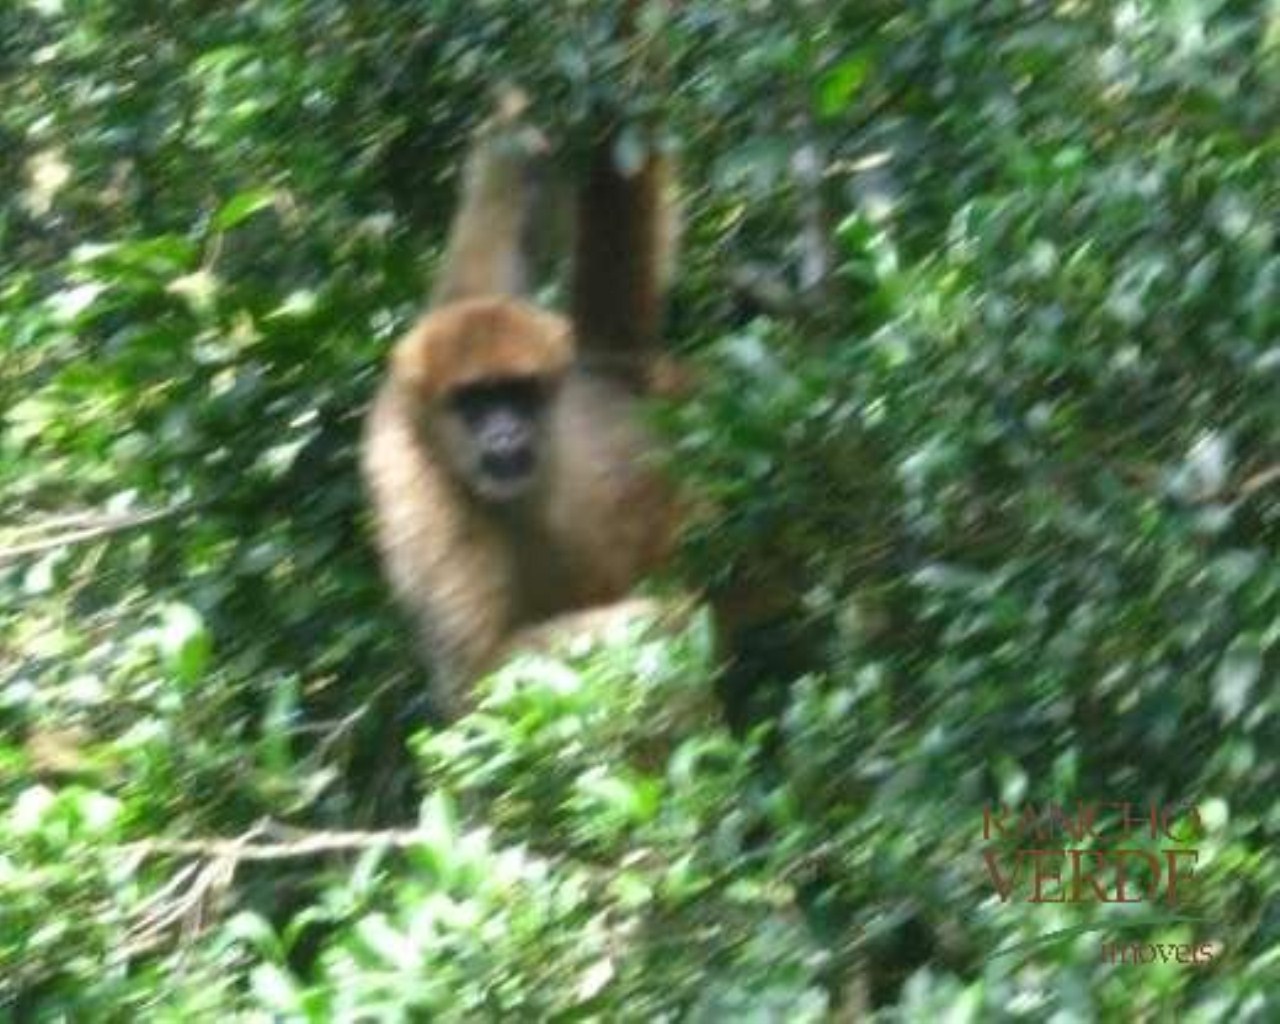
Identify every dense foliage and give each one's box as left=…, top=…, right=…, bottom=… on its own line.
left=2, top=1, right=1277, bottom=1019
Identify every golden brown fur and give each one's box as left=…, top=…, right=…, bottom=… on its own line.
left=390, top=299, right=572, bottom=400
left=429, top=90, right=547, bottom=306
left=361, top=99, right=679, bottom=719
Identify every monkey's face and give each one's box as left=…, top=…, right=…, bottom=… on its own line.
left=434, top=376, right=557, bottom=502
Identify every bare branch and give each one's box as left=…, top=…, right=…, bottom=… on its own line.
left=0, top=504, right=188, bottom=566
left=1239, top=463, right=1280, bottom=500
left=123, top=827, right=433, bottom=864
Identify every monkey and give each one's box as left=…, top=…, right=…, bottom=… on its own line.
left=427, top=89, right=549, bottom=307
left=360, top=96, right=680, bottom=721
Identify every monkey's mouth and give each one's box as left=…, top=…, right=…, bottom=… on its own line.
left=477, top=450, right=537, bottom=499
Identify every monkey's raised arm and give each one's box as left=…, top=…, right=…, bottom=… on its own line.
left=429, top=91, right=548, bottom=306
left=570, top=129, right=675, bottom=375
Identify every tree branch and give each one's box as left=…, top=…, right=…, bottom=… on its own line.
left=124, top=827, right=434, bottom=864
left=0, top=504, right=189, bottom=566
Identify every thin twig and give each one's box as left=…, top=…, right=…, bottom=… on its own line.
left=0, top=505, right=188, bottom=565
left=5, top=509, right=118, bottom=539
left=1239, top=463, right=1280, bottom=500
left=124, top=827, right=432, bottom=863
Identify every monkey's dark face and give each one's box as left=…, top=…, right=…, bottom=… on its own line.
left=435, top=376, right=556, bottom=502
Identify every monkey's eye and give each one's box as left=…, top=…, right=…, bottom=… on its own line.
left=450, top=379, right=546, bottom=421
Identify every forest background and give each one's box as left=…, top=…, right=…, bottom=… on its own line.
left=1, top=1, right=1277, bottom=1019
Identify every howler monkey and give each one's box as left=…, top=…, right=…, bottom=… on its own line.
left=361, top=96, right=678, bottom=720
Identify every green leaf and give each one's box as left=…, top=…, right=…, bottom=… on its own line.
left=250, top=963, right=304, bottom=1014
left=1212, top=639, right=1262, bottom=723
left=817, top=53, right=872, bottom=118
left=214, top=189, right=276, bottom=231
left=157, top=602, right=213, bottom=686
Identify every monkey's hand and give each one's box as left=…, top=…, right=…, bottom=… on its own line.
left=476, top=85, right=547, bottom=160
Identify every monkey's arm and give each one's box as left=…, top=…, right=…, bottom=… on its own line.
left=430, top=90, right=548, bottom=305
left=361, top=382, right=515, bottom=718
left=570, top=129, right=677, bottom=382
